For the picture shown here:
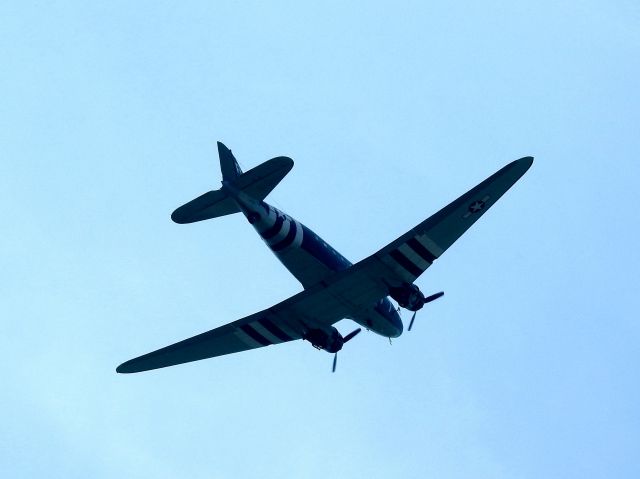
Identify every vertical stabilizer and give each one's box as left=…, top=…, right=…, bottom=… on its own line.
left=217, top=141, right=243, bottom=182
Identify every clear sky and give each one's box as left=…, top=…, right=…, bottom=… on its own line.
left=2, top=1, right=639, bottom=478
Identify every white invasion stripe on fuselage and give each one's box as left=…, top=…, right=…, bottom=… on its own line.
left=290, top=220, right=303, bottom=249
left=239, top=198, right=402, bottom=338
left=263, top=205, right=277, bottom=225
left=256, top=207, right=277, bottom=235
left=267, top=216, right=291, bottom=245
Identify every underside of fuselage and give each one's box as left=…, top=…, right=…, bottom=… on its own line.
left=222, top=181, right=403, bottom=338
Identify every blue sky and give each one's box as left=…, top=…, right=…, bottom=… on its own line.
left=2, top=1, right=639, bottom=478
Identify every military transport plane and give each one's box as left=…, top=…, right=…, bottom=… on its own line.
left=117, top=143, right=533, bottom=374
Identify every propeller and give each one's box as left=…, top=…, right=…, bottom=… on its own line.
left=343, top=328, right=362, bottom=343
left=407, top=291, right=444, bottom=331
left=408, top=310, right=418, bottom=332
left=332, top=328, right=362, bottom=373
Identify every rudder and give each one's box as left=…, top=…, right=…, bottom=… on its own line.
left=218, top=141, right=243, bottom=182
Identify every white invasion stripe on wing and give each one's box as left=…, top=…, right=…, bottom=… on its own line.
left=398, top=243, right=431, bottom=270
left=233, top=329, right=264, bottom=348
left=380, top=254, right=416, bottom=283
left=415, top=233, right=444, bottom=257
left=251, top=322, right=284, bottom=344
left=267, top=316, right=300, bottom=339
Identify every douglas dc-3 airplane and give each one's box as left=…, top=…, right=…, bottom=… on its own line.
left=117, top=143, right=533, bottom=373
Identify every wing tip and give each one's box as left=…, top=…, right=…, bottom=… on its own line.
left=116, top=360, right=140, bottom=374
left=116, top=363, right=130, bottom=374
left=518, top=155, right=534, bottom=168
left=170, top=208, right=190, bottom=224
left=504, top=156, right=534, bottom=177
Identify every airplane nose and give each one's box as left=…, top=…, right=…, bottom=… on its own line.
left=390, top=315, right=403, bottom=338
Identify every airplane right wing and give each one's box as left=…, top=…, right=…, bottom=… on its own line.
left=367, top=156, right=533, bottom=283
left=314, top=156, right=534, bottom=310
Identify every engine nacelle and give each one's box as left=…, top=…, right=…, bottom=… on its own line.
left=388, top=282, right=425, bottom=311
left=303, top=327, right=344, bottom=353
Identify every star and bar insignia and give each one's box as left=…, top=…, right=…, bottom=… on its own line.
left=463, top=195, right=491, bottom=218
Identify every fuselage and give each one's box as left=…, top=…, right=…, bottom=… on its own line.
left=223, top=182, right=403, bottom=338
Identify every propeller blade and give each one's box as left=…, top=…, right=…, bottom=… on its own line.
left=343, top=328, right=362, bottom=343
left=408, top=310, right=417, bottom=331
left=424, top=291, right=444, bottom=303
left=332, top=353, right=338, bottom=373
left=408, top=292, right=443, bottom=331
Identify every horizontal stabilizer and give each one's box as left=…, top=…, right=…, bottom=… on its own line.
left=171, top=155, right=293, bottom=224
left=171, top=190, right=239, bottom=223
left=232, top=156, right=293, bottom=199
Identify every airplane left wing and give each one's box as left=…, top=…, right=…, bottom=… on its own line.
left=116, top=312, right=297, bottom=373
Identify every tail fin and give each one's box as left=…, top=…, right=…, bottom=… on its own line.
left=171, top=142, right=293, bottom=224
left=217, top=141, right=243, bottom=183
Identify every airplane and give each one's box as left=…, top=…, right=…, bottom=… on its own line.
left=117, top=142, right=533, bottom=374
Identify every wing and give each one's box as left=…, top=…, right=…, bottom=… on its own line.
left=116, top=275, right=359, bottom=373
left=314, top=156, right=534, bottom=311
left=116, top=312, right=297, bottom=373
